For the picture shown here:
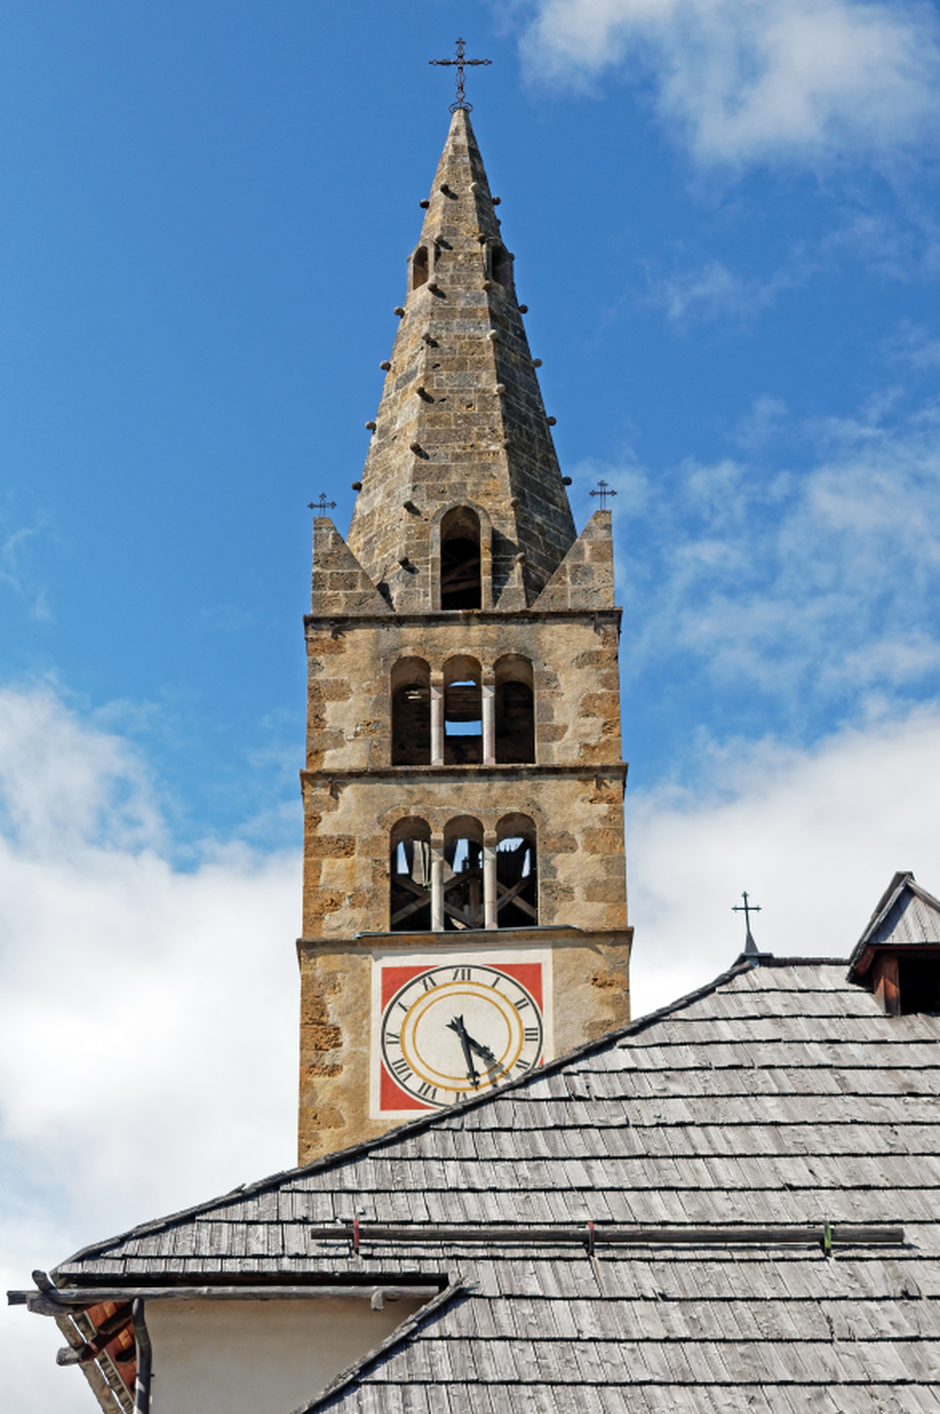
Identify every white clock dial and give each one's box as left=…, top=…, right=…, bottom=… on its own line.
left=381, top=964, right=543, bottom=1107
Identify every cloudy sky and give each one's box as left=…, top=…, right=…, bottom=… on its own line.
left=3, top=1, right=940, bottom=1406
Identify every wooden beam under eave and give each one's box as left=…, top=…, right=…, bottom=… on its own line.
left=874, top=952, right=901, bottom=1016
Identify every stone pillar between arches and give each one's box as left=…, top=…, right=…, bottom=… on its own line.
left=483, top=833, right=497, bottom=929
left=430, top=675, right=444, bottom=765
left=430, top=835, right=445, bottom=930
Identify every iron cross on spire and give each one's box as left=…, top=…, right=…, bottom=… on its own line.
left=308, top=494, right=337, bottom=516
left=733, top=891, right=762, bottom=955
left=430, top=38, right=492, bottom=113
left=590, top=479, right=617, bottom=510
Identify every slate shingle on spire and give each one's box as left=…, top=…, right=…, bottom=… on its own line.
left=346, top=108, right=577, bottom=611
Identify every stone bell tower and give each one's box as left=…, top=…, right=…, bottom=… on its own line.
left=297, top=108, right=631, bottom=1163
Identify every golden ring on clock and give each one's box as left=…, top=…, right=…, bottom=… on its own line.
left=381, top=964, right=543, bottom=1107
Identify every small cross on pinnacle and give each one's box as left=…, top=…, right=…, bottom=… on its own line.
left=589, top=479, right=617, bottom=510
left=308, top=494, right=337, bottom=516
left=732, top=891, right=762, bottom=956
left=430, top=38, right=491, bottom=113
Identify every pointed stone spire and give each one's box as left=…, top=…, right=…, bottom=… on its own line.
left=347, top=108, right=577, bottom=612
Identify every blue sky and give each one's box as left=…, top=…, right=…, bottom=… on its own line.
left=4, top=2, right=940, bottom=1406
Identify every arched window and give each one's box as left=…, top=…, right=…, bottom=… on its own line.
left=412, top=246, right=429, bottom=289
left=443, top=815, right=484, bottom=930
left=491, top=243, right=511, bottom=288
left=391, top=658, right=430, bottom=766
left=440, top=507, right=481, bottom=610
left=495, top=654, right=535, bottom=764
left=390, top=818, right=432, bottom=931
left=496, top=814, right=538, bottom=928
left=444, top=656, right=482, bottom=766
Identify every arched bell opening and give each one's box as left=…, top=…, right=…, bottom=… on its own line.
left=412, top=245, right=429, bottom=290
left=444, top=655, right=482, bottom=766
left=391, top=657, right=431, bottom=766
left=443, top=815, right=485, bottom=930
left=496, top=814, right=538, bottom=929
left=495, top=654, right=535, bottom=764
left=440, top=507, right=481, bottom=610
left=390, top=818, right=432, bottom=932
left=491, top=242, right=512, bottom=289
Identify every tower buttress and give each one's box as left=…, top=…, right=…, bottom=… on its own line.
left=298, top=111, right=631, bottom=1163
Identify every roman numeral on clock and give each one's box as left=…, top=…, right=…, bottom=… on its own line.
left=417, top=1081, right=438, bottom=1100
left=391, top=1058, right=411, bottom=1079
left=524, top=1028, right=539, bottom=1043
left=451, top=967, right=472, bottom=981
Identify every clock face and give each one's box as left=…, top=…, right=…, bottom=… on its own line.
left=372, top=950, right=551, bottom=1115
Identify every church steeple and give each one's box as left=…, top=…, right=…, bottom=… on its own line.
left=298, top=109, right=630, bottom=1165
left=347, top=109, right=576, bottom=610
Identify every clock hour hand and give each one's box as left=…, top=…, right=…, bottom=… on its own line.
left=465, top=1032, right=497, bottom=1066
left=447, top=1015, right=481, bottom=1088
left=450, top=1014, right=496, bottom=1065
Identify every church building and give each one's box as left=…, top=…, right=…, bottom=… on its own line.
left=9, top=101, right=940, bottom=1414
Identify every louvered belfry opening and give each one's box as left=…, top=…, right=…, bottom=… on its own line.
left=440, top=506, right=481, bottom=610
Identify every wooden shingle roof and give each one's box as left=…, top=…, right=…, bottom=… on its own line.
left=52, top=957, right=940, bottom=1411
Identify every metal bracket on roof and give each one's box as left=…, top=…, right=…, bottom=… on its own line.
left=822, top=1220, right=833, bottom=1259
left=585, top=1221, right=596, bottom=1257
left=352, top=1216, right=361, bottom=1257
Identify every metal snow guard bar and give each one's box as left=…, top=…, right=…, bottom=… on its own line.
left=305, top=1221, right=905, bottom=1249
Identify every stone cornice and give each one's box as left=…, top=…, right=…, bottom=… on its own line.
left=300, top=761, right=628, bottom=785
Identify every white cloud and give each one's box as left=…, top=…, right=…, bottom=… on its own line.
left=627, top=705, right=940, bottom=1015
left=611, top=395, right=940, bottom=711
left=1, top=521, right=53, bottom=621
left=646, top=257, right=812, bottom=323
left=519, top=0, right=940, bottom=167
left=884, top=319, right=940, bottom=369
left=0, top=686, right=300, bottom=1411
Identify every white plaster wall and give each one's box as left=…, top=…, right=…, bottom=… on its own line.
left=146, top=1296, right=424, bottom=1414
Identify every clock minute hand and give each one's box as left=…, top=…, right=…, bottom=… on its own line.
left=447, top=1015, right=480, bottom=1088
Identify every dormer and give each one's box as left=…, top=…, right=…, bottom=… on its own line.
left=847, top=871, right=940, bottom=1015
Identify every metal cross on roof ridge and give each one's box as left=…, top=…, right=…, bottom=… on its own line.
left=589, top=479, right=617, bottom=510
left=308, top=494, right=337, bottom=516
left=733, top=891, right=762, bottom=954
left=430, top=38, right=492, bottom=113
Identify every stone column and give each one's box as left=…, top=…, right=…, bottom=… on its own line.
left=483, top=833, right=498, bottom=930
left=431, top=674, right=444, bottom=765
left=482, top=676, right=496, bottom=765
left=431, top=836, right=445, bottom=931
